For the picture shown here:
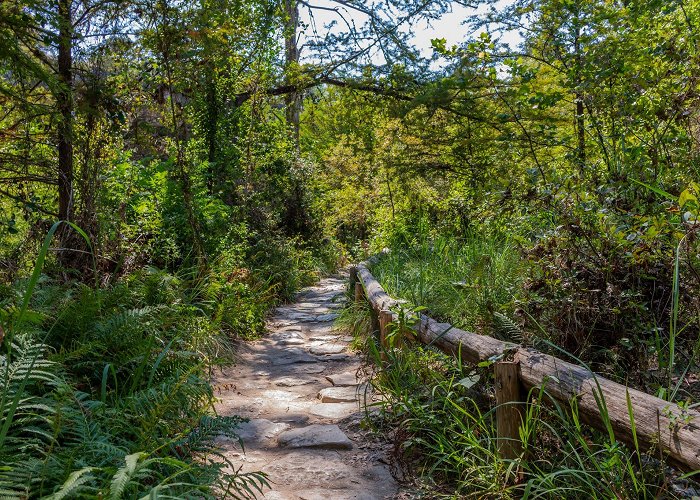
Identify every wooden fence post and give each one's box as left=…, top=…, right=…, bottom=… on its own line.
left=379, top=309, right=393, bottom=361
left=495, top=361, right=524, bottom=464
left=349, top=266, right=358, bottom=288
left=354, top=282, right=364, bottom=304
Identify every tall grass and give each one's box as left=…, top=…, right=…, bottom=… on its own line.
left=371, top=233, right=524, bottom=334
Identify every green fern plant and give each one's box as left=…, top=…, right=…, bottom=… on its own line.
left=492, top=312, right=523, bottom=344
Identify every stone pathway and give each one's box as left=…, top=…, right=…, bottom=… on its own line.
left=214, top=274, right=400, bottom=500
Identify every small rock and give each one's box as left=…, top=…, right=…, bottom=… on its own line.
left=325, top=353, right=351, bottom=361
left=291, top=365, right=326, bottom=374
left=285, top=312, right=317, bottom=321
left=316, top=313, right=339, bottom=322
left=278, top=338, right=306, bottom=346
left=277, top=424, right=353, bottom=450
left=269, top=352, right=318, bottom=365
left=308, top=403, right=359, bottom=419
left=309, top=335, right=337, bottom=342
left=274, top=325, right=303, bottom=332
left=271, top=331, right=303, bottom=339
left=235, top=419, right=291, bottom=445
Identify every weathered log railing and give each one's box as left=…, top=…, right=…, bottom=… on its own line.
left=350, top=262, right=700, bottom=472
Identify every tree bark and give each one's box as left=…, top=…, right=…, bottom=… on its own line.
left=57, top=0, right=74, bottom=222
left=284, top=0, right=300, bottom=146
left=573, top=12, right=586, bottom=176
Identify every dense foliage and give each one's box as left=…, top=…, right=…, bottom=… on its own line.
left=2, top=0, right=700, bottom=496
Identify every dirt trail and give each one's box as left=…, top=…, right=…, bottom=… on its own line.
left=214, top=274, right=400, bottom=500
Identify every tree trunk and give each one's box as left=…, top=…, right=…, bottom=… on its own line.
left=205, top=64, right=219, bottom=194
left=284, top=0, right=300, bottom=146
left=57, top=0, right=74, bottom=222
left=573, top=13, right=586, bottom=176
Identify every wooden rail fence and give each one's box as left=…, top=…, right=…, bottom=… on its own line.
left=350, top=261, right=700, bottom=472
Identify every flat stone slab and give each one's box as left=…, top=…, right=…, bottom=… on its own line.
left=268, top=352, right=318, bottom=365
left=309, top=335, right=338, bottom=342
left=270, top=325, right=303, bottom=332
left=277, top=424, right=352, bottom=450
left=270, top=331, right=303, bottom=339
left=316, top=313, right=339, bottom=322
left=236, top=419, right=290, bottom=446
left=308, top=403, right=359, bottom=419
left=325, top=372, right=361, bottom=387
left=284, top=312, right=318, bottom=321
left=309, top=344, right=346, bottom=355
left=275, top=377, right=315, bottom=387
left=289, top=364, right=326, bottom=374
left=324, top=353, right=351, bottom=361
left=318, top=386, right=364, bottom=403
left=270, top=320, right=301, bottom=328
left=277, top=338, right=306, bottom=346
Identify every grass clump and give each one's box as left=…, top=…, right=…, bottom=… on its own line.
left=370, top=233, right=524, bottom=336
left=351, top=319, right=676, bottom=498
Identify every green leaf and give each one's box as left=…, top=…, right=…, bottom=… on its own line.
left=679, top=189, right=697, bottom=208
left=457, top=373, right=480, bottom=389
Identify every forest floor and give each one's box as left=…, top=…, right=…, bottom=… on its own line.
left=213, top=273, right=403, bottom=499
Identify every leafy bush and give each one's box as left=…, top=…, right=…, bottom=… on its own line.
left=0, top=259, right=270, bottom=498
left=522, top=189, right=700, bottom=388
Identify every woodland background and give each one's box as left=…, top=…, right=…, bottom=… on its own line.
left=1, top=0, right=700, bottom=497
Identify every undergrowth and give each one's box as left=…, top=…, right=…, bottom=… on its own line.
left=339, top=279, right=699, bottom=498
left=370, top=232, right=524, bottom=336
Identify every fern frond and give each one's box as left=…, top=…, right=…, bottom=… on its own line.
left=46, top=467, right=96, bottom=500
left=109, top=452, right=147, bottom=500
left=492, top=312, right=523, bottom=344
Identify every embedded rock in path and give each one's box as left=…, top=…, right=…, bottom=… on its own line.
left=316, top=313, right=339, bottom=322
left=325, top=353, right=351, bottom=361
left=271, top=330, right=304, bottom=339
left=286, top=364, right=326, bottom=375
left=309, top=344, right=346, bottom=355
left=278, top=338, right=306, bottom=346
left=318, top=386, right=365, bottom=403
left=277, top=424, right=353, bottom=450
left=235, top=419, right=290, bottom=446
left=275, top=377, right=315, bottom=387
left=284, top=312, right=318, bottom=321
left=268, top=351, right=318, bottom=365
left=325, top=371, right=361, bottom=387
left=308, top=402, right=359, bottom=419
left=309, top=335, right=338, bottom=342
left=271, top=325, right=303, bottom=333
